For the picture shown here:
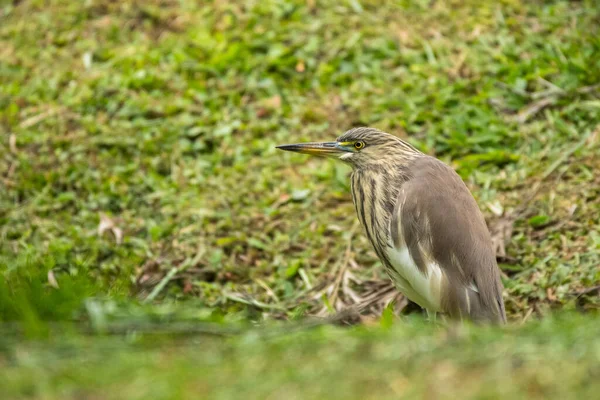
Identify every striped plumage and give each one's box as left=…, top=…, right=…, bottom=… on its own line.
left=277, top=127, right=507, bottom=324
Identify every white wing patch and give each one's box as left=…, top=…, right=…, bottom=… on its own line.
left=385, top=245, right=443, bottom=312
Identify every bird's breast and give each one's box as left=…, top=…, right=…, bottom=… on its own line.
left=384, top=244, right=443, bottom=312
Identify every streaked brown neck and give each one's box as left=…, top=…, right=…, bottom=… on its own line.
left=350, top=150, right=421, bottom=261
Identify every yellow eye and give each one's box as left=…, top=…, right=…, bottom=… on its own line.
left=354, top=141, right=365, bottom=150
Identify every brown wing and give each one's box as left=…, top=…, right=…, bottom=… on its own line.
left=395, top=156, right=506, bottom=323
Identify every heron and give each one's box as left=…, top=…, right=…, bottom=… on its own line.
left=277, top=127, right=506, bottom=324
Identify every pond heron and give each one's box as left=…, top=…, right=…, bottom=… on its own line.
left=277, top=127, right=506, bottom=324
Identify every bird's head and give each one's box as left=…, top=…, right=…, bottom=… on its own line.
left=276, top=127, right=421, bottom=170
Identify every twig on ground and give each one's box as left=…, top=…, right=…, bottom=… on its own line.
left=19, top=107, right=66, bottom=129
left=328, top=221, right=359, bottom=308
left=143, top=250, right=205, bottom=303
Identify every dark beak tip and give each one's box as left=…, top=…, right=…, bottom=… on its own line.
left=274, top=141, right=341, bottom=155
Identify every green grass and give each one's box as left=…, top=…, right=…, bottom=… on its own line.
left=1, top=313, right=599, bottom=399
left=1, top=0, right=600, bottom=397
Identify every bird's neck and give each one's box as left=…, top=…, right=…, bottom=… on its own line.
left=350, top=164, right=412, bottom=250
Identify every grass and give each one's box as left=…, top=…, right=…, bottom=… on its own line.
left=1, top=313, right=599, bottom=399
left=1, top=0, right=599, bottom=397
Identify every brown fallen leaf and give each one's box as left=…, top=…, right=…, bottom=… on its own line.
left=183, top=279, right=193, bottom=294
left=271, top=193, right=291, bottom=209
left=98, top=213, right=123, bottom=244
left=255, top=108, right=270, bottom=118
left=263, top=95, right=281, bottom=109
left=256, top=95, right=282, bottom=118
left=489, top=215, right=514, bottom=258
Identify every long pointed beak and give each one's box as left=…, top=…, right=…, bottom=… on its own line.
left=275, top=141, right=346, bottom=157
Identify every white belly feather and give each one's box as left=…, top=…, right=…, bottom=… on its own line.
left=385, top=245, right=443, bottom=312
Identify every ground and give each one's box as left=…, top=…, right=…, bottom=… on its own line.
left=0, top=0, right=599, bottom=398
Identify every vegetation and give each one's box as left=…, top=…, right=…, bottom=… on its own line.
left=1, top=0, right=599, bottom=398
left=2, top=313, right=600, bottom=399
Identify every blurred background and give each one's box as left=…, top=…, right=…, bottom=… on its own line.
left=1, top=0, right=599, bottom=398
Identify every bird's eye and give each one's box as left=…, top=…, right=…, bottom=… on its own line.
left=354, top=141, right=365, bottom=150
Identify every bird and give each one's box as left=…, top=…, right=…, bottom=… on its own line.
left=276, top=127, right=506, bottom=324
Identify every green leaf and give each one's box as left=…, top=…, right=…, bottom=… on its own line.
left=247, top=238, right=267, bottom=250
left=528, top=215, right=551, bottom=228
left=380, top=302, right=395, bottom=330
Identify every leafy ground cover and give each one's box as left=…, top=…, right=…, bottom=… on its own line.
left=1, top=0, right=599, bottom=397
